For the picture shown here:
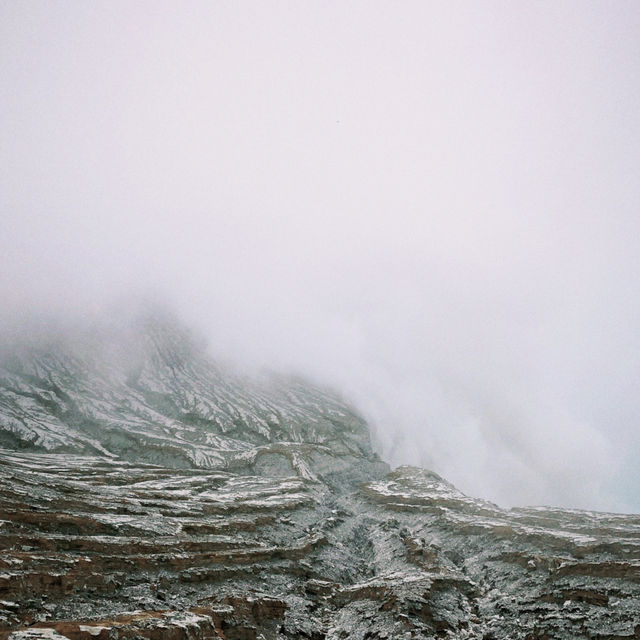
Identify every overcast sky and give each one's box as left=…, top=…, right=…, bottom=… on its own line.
left=2, top=1, right=640, bottom=512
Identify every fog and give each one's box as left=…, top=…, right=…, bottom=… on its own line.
left=2, top=1, right=640, bottom=512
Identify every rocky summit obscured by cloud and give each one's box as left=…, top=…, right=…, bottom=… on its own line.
left=2, top=1, right=639, bottom=512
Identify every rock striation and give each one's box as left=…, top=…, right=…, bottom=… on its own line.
left=0, top=316, right=638, bottom=639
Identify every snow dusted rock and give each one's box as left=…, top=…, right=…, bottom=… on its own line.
left=0, top=315, right=385, bottom=484
left=359, top=467, right=640, bottom=638
left=0, top=315, right=639, bottom=639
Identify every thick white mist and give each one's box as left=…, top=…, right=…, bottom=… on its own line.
left=2, top=2, right=639, bottom=511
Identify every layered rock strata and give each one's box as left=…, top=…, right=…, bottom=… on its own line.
left=0, top=317, right=638, bottom=639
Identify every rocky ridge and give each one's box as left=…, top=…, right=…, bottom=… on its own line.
left=0, top=316, right=638, bottom=639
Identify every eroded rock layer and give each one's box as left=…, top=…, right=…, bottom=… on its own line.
left=0, top=317, right=638, bottom=639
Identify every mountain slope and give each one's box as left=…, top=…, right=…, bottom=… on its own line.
left=0, top=315, right=385, bottom=484
left=0, top=315, right=638, bottom=640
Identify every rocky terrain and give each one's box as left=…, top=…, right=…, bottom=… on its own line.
left=0, top=315, right=639, bottom=639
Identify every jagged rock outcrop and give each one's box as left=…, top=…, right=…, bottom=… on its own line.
left=0, top=316, right=638, bottom=639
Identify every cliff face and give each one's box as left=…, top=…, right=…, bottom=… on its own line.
left=0, top=317, right=638, bottom=639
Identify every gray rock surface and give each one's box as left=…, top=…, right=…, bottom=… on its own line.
left=0, top=316, right=638, bottom=639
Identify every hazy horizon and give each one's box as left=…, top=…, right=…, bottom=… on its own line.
left=2, top=1, right=640, bottom=512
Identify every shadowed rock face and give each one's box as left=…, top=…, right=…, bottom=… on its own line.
left=0, top=317, right=639, bottom=639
